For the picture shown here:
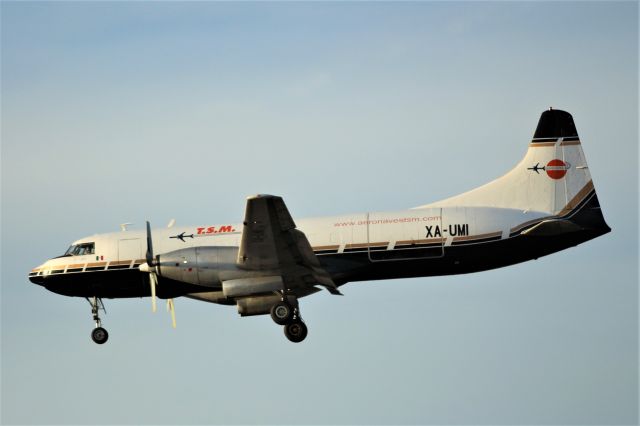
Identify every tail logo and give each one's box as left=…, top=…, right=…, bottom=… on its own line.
left=545, top=159, right=571, bottom=179
left=527, top=163, right=546, bottom=174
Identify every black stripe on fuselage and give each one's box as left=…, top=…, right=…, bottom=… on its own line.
left=342, top=247, right=383, bottom=254
left=393, top=242, right=443, bottom=250
left=314, top=250, right=338, bottom=255
left=319, top=227, right=608, bottom=285
left=450, top=235, right=502, bottom=246
left=107, top=264, right=132, bottom=270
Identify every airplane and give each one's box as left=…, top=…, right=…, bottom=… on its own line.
left=169, top=232, right=194, bottom=242
left=28, top=108, right=611, bottom=344
left=527, top=162, right=546, bottom=174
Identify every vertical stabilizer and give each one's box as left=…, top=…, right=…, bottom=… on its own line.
left=415, top=109, right=606, bottom=223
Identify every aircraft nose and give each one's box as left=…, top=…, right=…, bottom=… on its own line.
left=28, top=266, right=44, bottom=285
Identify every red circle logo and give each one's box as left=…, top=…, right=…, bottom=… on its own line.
left=546, top=159, right=570, bottom=179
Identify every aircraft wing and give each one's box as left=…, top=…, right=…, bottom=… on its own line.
left=237, top=194, right=342, bottom=295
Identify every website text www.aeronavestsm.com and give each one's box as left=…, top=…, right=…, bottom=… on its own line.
left=334, top=216, right=441, bottom=227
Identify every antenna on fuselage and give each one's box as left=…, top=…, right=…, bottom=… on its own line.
left=120, top=223, right=133, bottom=231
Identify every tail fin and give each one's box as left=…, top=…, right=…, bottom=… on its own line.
left=416, top=109, right=609, bottom=229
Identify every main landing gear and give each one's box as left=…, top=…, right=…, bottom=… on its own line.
left=87, top=296, right=108, bottom=344
left=270, top=299, right=308, bottom=343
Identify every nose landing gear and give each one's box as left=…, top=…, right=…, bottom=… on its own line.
left=87, top=296, right=108, bottom=344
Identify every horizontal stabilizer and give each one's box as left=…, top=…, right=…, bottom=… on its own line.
left=521, top=219, right=583, bottom=237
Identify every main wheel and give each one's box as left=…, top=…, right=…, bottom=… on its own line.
left=270, top=302, right=293, bottom=325
left=91, top=327, right=109, bottom=344
left=284, top=320, right=308, bottom=343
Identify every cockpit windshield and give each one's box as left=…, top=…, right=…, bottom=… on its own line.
left=63, top=242, right=95, bottom=256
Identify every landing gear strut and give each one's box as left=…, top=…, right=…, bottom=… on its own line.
left=86, top=296, right=108, bottom=344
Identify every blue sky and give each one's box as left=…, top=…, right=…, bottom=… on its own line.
left=1, top=2, right=637, bottom=424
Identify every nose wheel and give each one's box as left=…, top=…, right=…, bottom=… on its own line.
left=86, top=296, right=109, bottom=344
left=91, top=327, right=109, bottom=344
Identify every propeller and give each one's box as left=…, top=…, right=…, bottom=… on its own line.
left=139, top=221, right=158, bottom=312
left=139, top=221, right=177, bottom=327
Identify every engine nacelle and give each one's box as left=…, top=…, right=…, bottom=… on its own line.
left=236, top=294, right=297, bottom=316
left=222, top=276, right=283, bottom=298
left=185, top=291, right=234, bottom=305
left=156, top=247, right=219, bottom=286
left=155, top=246, right=281, bottom=289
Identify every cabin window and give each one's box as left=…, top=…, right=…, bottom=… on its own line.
left=64, top=242, right=95, bottom=256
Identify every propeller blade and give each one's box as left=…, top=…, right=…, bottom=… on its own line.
left=167, top=299, right=176, bottom=328
left=143, top=220, right=175, bottom=327
left=145, top=221, right=154, bottom=266
left=150, top=272, right=157, bottom=313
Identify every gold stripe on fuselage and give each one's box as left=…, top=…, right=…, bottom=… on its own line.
left=395, top=238, right=445, bottom=245
left=557, top=180, right=594, bottom=217
left=109, top=260, right=132, bottom=266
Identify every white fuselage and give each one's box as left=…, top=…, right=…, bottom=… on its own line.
left=33, top=205, right=550, bottom=279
